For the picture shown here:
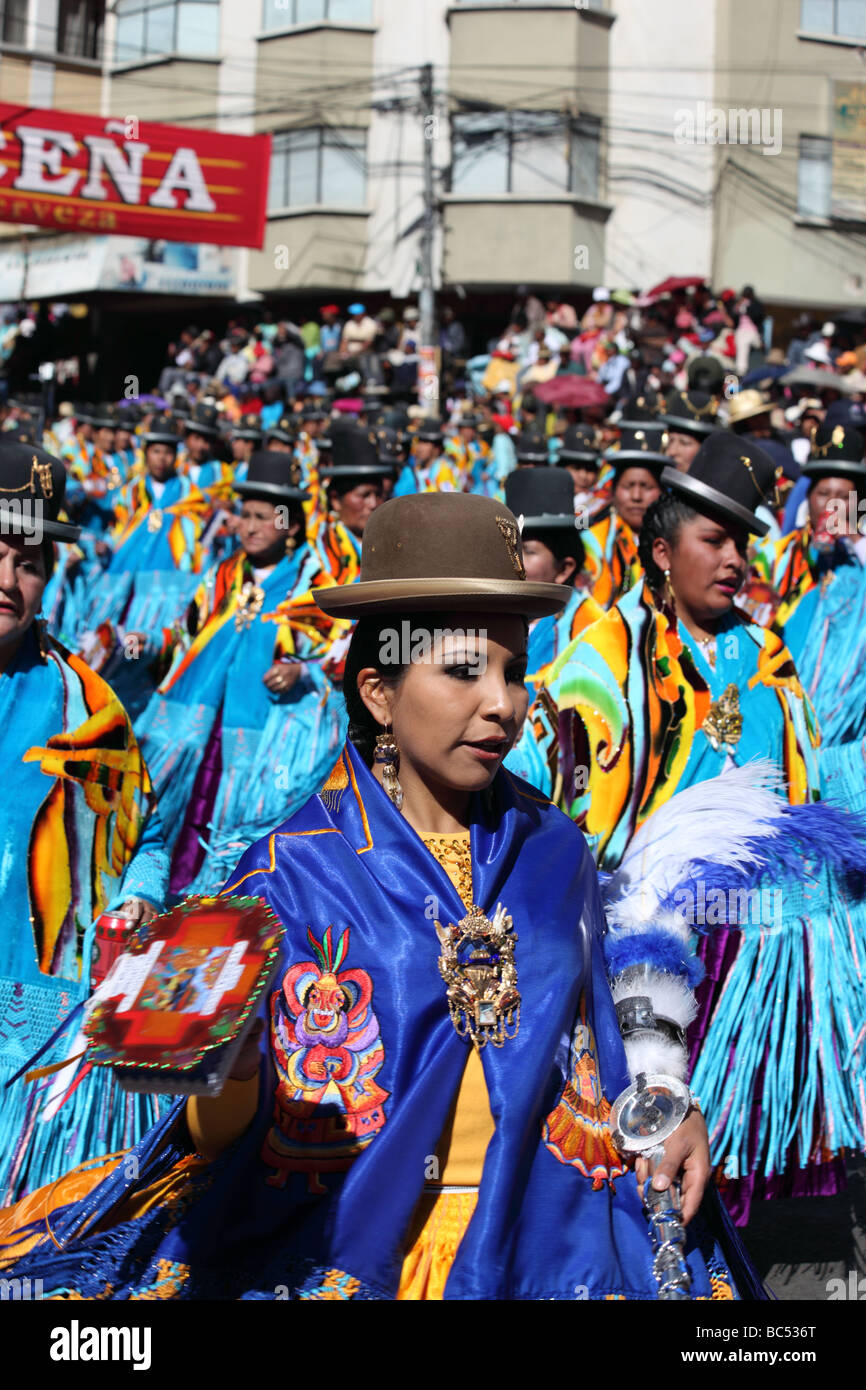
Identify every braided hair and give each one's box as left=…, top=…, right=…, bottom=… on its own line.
left=637, top=493, right=699, bottom=590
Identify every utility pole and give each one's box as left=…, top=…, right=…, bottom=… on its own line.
left=418, top=62, right=438, bottom=414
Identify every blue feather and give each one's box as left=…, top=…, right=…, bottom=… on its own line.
left=603, top=928, right=705, bottom=988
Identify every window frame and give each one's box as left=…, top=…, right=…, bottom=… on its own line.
left=268, top=125, right=368, bottom=211
left=0, top=0, right=28, bottom=46
left=260, top=0, right=373, bottom=34
left=114, top=0, right=220, bottom=63
left=800, top=0, right=866, bottom=40
left=449, top=108, right=601, bottom=198
left=797, top=132, right=833, bottom=218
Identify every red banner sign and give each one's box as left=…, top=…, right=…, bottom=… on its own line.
left=0, top=103, right=271, bottom=249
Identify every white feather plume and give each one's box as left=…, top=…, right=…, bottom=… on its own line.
left=603, top=759, right=785, bottom=931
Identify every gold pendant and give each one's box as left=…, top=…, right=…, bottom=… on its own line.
left=703, top=682, right=743, bottom=753
left=234, top=580, right=266, bottom=631
left=434, top=902, right=520, bottom=1048
left=147, top=508, right=163, bottom=533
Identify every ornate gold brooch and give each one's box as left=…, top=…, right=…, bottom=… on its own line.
left=434, top=902, right=520, bottom=1048
left=495, top=515, right=527, bottom=580
left=234, top=580, right=266, bottom=631
left=147, top=508, right=164, bottom=533
left=703, top=682, right=742, bottom=753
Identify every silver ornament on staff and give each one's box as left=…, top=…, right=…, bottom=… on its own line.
left=610, top=1072, right=693, bottom=1300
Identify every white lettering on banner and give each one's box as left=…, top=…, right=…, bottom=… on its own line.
left=110, top=941, right=165, bottom=1011
left=200, top=941, right=247, bottom=1016
left=149, top=146, right=216, bottom=212
left=80, top=135, right=150, bottom=203
left=8, top=123, right=218, bottom=211
left=14, top=127, right=79, bottom=195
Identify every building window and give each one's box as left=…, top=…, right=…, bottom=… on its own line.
left=801, top=0, right=866, bottom=39
left=261, top=0, right=372, bottom=34
left=450, top=110, right=601, bottom=198
left=115, top=0, right=220, bottom=61
left=797, top=134, right=832, bottom=216
left=0, top=0, right=28, bottom=45
left=268, top=127, right=367, bottom=210
left=57, top=0, right=105, bottom=58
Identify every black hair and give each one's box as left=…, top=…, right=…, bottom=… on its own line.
left=521, top=525, right=584, bottom=573
left=326, top=474, right=383, bottom=502
left=343, top=610, right=529, bottom=765
left=637, top=493, right=700, bottom=588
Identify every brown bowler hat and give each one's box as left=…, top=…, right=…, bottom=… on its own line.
left=312, top=492, right=567, bottom=618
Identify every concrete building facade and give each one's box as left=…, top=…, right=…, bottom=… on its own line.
left=0, top=0, right=864, bottom=313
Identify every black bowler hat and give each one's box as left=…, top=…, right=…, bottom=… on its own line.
left=505, top=467, right=579, bottom=529
left=4, top=418, right=38, bottom=445
left=320, top=428, right=396, bottom=481
left=415, top=416, right=444, bottom=445
left=264, top=416, right=296, bottom=446
left=374, top=427, right=404, bottom=469
left=514, top=430, right=550, bottom=466
left=604, top=422, right=669, bottom=472
left=183, top=403, right=220, bottom=438
left=0, top=441, right=81, bottom=541
left=610, top=393, right=662, bottom=427
left=141, top=413, right=180, bottom=446
left=557, top=423, right=599, bottom=466
left=660, top=389, right=719, bottom=439
left=75, top=402, right=96, bottom=426
left=802, top=422, right=866, bottom=483
left=661, top=430, right=777, bottom=537
left=116, top=402, right=141, bottom=428
left=234, top=449, right=309, bottom=503
left=232, top=412, right=263, bottom=443
left=91, top=403, right=120, bottom=430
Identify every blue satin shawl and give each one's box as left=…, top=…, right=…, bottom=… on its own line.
left=162, top=741, right=733, bottom=1298
left=5, top=741, right=743, bottom=1298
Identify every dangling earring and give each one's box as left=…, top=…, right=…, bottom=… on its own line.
left=663, top=568, right=676, bottom=610
left=285, top=532, right=298, bottom=555
left=374, top=725, right=403, bottom=808
left=35, top=614, right=50, bottom=661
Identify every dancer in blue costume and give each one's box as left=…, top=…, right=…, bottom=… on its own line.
left=393, top=417, right=463, bottom=496
left=0, top=492, right=762, bottom=1300
left=0, top=442, right=169, bottom=1203
left=67, top=414, right=212, bottom=720
left=541, top=432, right=866, bottom=1223
left=742, top=421, right=866, bottom=816
left=178, top=403, right=232, bottom=496
left=504, top=467, right=603, bottom=794
left=312, top=427, right=390, bottom=587
left=135, top=450, right=345, bottom=897
left=227, top=412, right=263, bottom=486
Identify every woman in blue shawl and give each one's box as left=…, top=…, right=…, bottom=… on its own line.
left=0, top=443, right=169, bottom=1204
left=135, top=450, right=346, bottom=897
left=0, top=493, right=760, bottom=1300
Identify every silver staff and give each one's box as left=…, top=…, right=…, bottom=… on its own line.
left=611, top=1071, right=693, bottom=1300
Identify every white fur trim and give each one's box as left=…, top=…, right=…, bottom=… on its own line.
left=623, top=1032, right=689, bottom=1082
left=610, top=969, right=697, bottom=1031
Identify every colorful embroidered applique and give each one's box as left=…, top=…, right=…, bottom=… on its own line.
left=542, top=999, right=628, bottom=1189
left=299, top=1267, right=361, bottom=1300
left=263, top=926, right=389, bottom=1192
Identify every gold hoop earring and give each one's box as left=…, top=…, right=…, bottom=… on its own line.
left=374, top=725, right=403, bottom=809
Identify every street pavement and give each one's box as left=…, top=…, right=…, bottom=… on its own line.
left=741, top=1156, right=866, bottom=1300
